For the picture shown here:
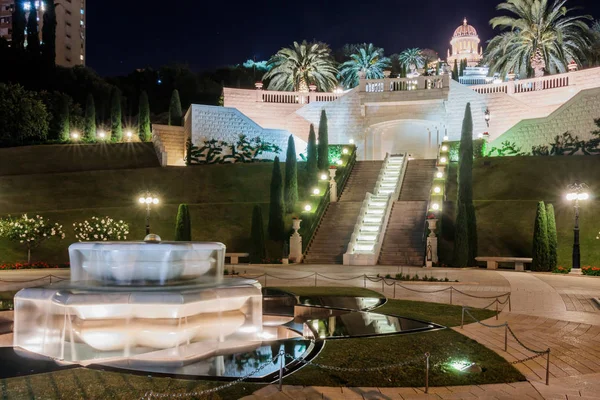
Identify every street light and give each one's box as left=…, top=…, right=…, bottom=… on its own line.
left=138, top=192, right=159, bottom=235
left=566, top=182, right=590, bottom=269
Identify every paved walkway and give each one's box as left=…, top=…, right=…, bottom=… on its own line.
left=3, top=266, right=600, bottom=399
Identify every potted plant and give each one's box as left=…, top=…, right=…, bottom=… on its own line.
left=426, top=213, right=438, bottom=233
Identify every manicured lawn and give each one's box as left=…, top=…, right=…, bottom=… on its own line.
left=443, top=156, right=600, bottom=267
left=0, top=161, right=326, bottom=263
left=0, top=367, right=262, bottom=399
left=285, top=329, right=525, bottom=387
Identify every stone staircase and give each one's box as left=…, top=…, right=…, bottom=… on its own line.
left=303, top=161, right=383, bottom=264
left=378, top=159, right=437, bottom=266
left=152, top=125, right=186, bottom=166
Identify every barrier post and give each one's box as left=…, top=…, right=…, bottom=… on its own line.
left=393, top=282, right=396, bottom=299
left=314, top=273, right=317, bottom=287
left=278, top=350, right=285, bottom=391
left=265, top=274, right=268, bottom=288
left=461, top=307, right=465, bottom=329
left=49, top=275, right=52, bottom=284
left=546, top=349, right=551, bottom=385
left=381, top=279, right=384, bottom=293
left=424, top=352, right=430, bottom=394
left=363, top=275, right=366, bottom=288
left=450, top=287, right=453, bottom=305
left=495, top=301, right=499, bottom=320
left=504, top=324, right=508, bottom=352
left=508, top=294, right=512, bottom=312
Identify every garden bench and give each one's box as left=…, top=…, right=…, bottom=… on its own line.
left=475, top=257, right=532, bottom=272
left=225, top=253, right=250, bottom=265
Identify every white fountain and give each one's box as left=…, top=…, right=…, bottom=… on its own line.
left=13, top=236, right=263, bottom=368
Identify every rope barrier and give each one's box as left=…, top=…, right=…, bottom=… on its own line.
left=0, top=274, right=67, bottom=283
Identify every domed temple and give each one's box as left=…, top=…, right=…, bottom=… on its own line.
left=447, top=18, right=483, bottom=68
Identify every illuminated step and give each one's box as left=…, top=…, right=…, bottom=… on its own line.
left=355, top=242, right=375, bottom=252
left=360, top=224, right=380, bottom=233
left=365, top=208, right=385, bottom=215
left=377, top=189, right=394, bottom=195
left=357, top=234, right=378, bottom=242
left=369, top=201, right=387, bottom=207
left=363, top=215, right=383, bottom=224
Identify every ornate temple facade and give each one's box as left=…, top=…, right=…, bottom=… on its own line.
left=447, top=18, right=483, bottom=68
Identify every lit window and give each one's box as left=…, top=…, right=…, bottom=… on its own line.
left=23, top=2, right=30, bottom=10
left=80, top=54, right=84, bottom=60
left=80, top=20, right=83, bottom=26
left=80, top=9, right=84, bottom=14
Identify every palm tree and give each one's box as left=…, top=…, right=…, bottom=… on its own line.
left=484, top=0, right=593, bottom=78
left=398, top=48, right=424, bottom=74
left=264, top=41, right=338, bottom=92
left=590, top=20, right=600, bottom=67
left=338, top=44, right=391, bottom=88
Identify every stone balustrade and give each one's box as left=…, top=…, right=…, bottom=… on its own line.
left=471, top=72, right=572, bottom=95
left=256, top=89, right=344, bottom=104
left=359, top=75, right=450, bottom=93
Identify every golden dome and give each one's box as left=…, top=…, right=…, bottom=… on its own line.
left=453, top=18, right=478, bottom=37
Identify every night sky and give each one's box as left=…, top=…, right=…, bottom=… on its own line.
left=87, top=0, right=600, bottom=77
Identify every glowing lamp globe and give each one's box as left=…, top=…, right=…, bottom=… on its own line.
left=443, top=135, right=449, bottom=141
left=336, top=160, right=343, bottom=166
left=440, top=157, right=447, bottom=164
left=349, top=139, right=355, bottom=144
left=320, top=173, right=328, bottom=181
left=441, top=145, right=448, bottom=152
left=578, top=193, right=589, bottom=201
left=436, top=172, right=444, bottom=179
left=431, top=203, right=440, bottom=211
left=312, top=188, right=320, bottom=195
left=434, top=187, right=441, bottom=194
left=138, top=197, right=146, bottom=204
left=342, top=148, right=349, bottom=155
left=304, top=204, right=312, bottom=212
left=152, top=198, right=159, bottom=204
left=98, top=131, right=106, bottom=139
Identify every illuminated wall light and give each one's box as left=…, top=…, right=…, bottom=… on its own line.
left=98, top=131, right=106, bottom=139
left=342, top=148, right=349, bottom=154
left=312, top=188, right=320, bottom=195
left=439, top=157, right=447, bottom=164
left=443, top=135, right=449, bottom=141
left=336, top=160, right=343, bottom=166
left=433, top=187, right=441, bottom=194
left=71, top=132, right=79, bottom=140
left=436, top=172, right=444, bottom=179
left=441, top=145, right=448, bottom=152
left=431, top=203, right=440, bottom=210
left=349, top=139, right=355, bottom=144
left=320, top=173, right=328, bottom=181
left=304, top=204, right=312, bottom=212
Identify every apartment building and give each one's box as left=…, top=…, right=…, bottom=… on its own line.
left=0, top=0, right=86, bottom=68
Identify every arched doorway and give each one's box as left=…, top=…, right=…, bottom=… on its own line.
left=364, top=120, right=442, bottom=160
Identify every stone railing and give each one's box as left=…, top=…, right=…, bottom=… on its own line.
left=471, top=73, right=570, bottom=95
left=257, top=89, right=344, bottom=104
left=359, top=75, right=450, bottom=93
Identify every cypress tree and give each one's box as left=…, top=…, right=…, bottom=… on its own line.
left=453, top=103, right=477, bottom=266
left=168, top=89, right=183, bottom=126
left=268, top=157, right=285, bottom=241
left=532, top=201, right=549, bottom=271
left=459, top=59, right=465, bottom=77
left=25, top=0, right=39, bottom=55
left=306, top=124, right=318, bottom=187
left=138, top=91, right=151, bottom=142
left=546, top=203, right=558, bottom=271
left=84, top=93, right=96, bottom=141
left=284, top=135, right=298, bottom=213
left=317, top=110, right=329, bottom=171
left=41, top=0, right=56, bottom=65
left=250, top=205, right=266, bottom=263
left=453, top=204, right=469, bottom=267
left=57, top=95, right=70, bottom=142
left=110, top=88, right=123, bottom=142
left=174, top=204, right=192, bottom=241
left=12, top=1, right=26, bottom=51
left=452, top=59, right=459, bottom=81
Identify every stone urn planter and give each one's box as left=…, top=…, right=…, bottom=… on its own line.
left=292, top=218, right=302, bottom=232
left=426, top=218, right=438, bottom=237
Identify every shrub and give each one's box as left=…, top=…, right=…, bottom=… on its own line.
left=553, top=265, right=571, bottom=274
left=306, top=124, right=318, bottom=186
left=110, top=88, right=123, bottom=142
left=582, top=266, right=600, bottom=276
left=0, top=262, right=69, bottom=270
left=73, top=216, right=129, bottom=242
left=268, top=157, right=285, bottom=241
left=174, top=204, right=191, bottom=241
left=546, top=204, right=558, bottom=271
left=250, top=205, right=266, bottom=263
left=168, top=89, right=183, bottom=126
left=0, top=214, right=64, bottom=263
left=532, top=201, right=550, bottom=271
left=84, top=93, right=96, bottom=141
left=138, top=91, right=151, bottom=142
left=0, top=83, right=50, bottom=147
left=284, top=135, right=298, bottom=213
left=317, top=110, right=329, bottom=171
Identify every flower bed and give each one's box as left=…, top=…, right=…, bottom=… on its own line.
left=0, top=262, right=69, bottom=270
left=582, top=266, right=600, bottom=276
left=553, top=265, right=571, bottom=274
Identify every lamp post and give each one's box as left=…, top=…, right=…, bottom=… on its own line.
left=566, top=183, right=589, bottom=269
left=138, top=192, right=159, bottom=235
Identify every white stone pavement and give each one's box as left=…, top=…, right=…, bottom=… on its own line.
left=2, top=265, right=600, bottom=399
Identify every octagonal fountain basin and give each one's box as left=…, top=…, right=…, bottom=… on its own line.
left=13, top=241, right=264, bottom=367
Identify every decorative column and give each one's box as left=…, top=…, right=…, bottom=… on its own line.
left=425, top=218, right=439, bottom=268
left=329, top=167, right=338, bottom=202
left=255, top=81, right=263, bottom=102
left=289, top=218, right=303, bottom=263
